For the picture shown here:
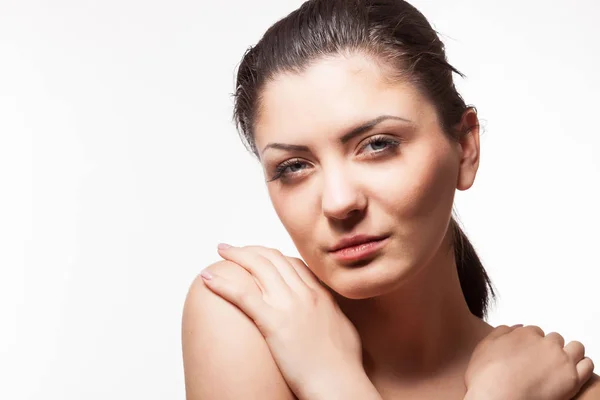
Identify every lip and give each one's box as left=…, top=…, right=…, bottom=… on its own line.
left=328, top=234, right=390, bottom=263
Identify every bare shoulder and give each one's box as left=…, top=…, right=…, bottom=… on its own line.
left=182, top=260, right=295, bottom=400
left=575, top=373, right=600, bottom=399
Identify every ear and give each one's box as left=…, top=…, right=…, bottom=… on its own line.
left=455, top=108, right=480, bottom=191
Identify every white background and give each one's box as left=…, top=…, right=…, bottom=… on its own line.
left=1, top=0, right=599, bottom=399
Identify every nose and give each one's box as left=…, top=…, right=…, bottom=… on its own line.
left=321, top=167, right=367, bottom=221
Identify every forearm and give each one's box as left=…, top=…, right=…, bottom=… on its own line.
left=294, top=368, right=382, bottom=400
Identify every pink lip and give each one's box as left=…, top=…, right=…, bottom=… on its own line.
left=329, top=235, right=389, bottom=263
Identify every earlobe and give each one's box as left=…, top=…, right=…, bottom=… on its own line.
left=455, top=108, right=481, bottom=191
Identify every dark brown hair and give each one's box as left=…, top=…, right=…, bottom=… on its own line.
left=232, top=0, right=495, bottom=318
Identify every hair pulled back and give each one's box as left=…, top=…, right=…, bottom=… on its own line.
left=232, top=0, right=495, bottom=318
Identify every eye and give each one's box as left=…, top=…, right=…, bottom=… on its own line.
left=268, top=158, right=312, bottom=182
left=359, top=135, right=401, bottom=156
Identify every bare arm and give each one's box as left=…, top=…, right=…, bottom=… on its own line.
left=182, top=259, right=382, bottom=400
left=182, top=260, right=296, bottom=400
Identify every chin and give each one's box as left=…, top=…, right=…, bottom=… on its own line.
left=323, top=255, right=420, bottom=300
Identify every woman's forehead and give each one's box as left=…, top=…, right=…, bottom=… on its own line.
left=254, top=54, right=432, bottom=150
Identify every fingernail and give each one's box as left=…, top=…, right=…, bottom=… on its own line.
left=200, top=269, right=213, bottom=280
left=217, top=243, right=232, bottom=250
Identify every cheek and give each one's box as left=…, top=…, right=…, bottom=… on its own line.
left=377, top=142, right=458, bottom=225
left=268, top=183, right=331, bottom=280
left=268, top=184, right=319, bottom=244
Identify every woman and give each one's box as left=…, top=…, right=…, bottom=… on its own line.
left=182, top=0, right=598, bottom=398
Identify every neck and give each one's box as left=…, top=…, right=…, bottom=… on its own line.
left=335, top=232, right=493, bottom=381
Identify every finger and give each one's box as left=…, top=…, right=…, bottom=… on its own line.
left=545, top=332, right=565, bottom=347
left=564, top=341, right=586, bottom=363
left=522, top=325, right=545, bottom=337
left=575, top=357, right=594, bottom=387
left=217, top=244, right=289, bottom=296
left=200, top=268, right=266, bottom=323
left=242, top=246, right=308, bottom=292
left=486, top=325, right=520, bottom=340
left=285, top=256, right=326, bottom=292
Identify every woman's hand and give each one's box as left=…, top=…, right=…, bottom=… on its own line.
left=464, top=325, right=595, bottom=400
left=200, top=244, right=381, bottom=400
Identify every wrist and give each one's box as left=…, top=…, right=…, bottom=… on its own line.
left=464, top=390, right=499, bottom=400
left=464, top=388, right=518, bottom=400
left=297, top=366, right=381, bottom=400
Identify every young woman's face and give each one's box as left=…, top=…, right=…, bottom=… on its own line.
left=254, top=53, right=478, bottom=299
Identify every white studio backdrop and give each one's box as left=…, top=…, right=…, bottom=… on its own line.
left=0, top=0, right=598, bottom=399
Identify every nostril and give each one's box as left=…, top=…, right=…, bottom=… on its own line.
left=327, top=208, right=366, bottom=231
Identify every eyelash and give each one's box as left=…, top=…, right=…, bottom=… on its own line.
left=268, top=135, right=401, bottom=182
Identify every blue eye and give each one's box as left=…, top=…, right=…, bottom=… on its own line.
left=269, top=159, right=311, bottom=182
left=365, top=140, right=390, bottom=151
left=361, top=136, right=401, bottom=154
left=287, top=161, right=306, bottom=172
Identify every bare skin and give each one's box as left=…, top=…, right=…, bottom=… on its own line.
left=254, top=52, right=493, bottom=398
left=332, top=231, right=493, bottom=398
left=182, top=52, right=598, bottom=399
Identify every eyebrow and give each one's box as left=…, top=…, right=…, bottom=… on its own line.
left=260, top=114, right=412, bottom=156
